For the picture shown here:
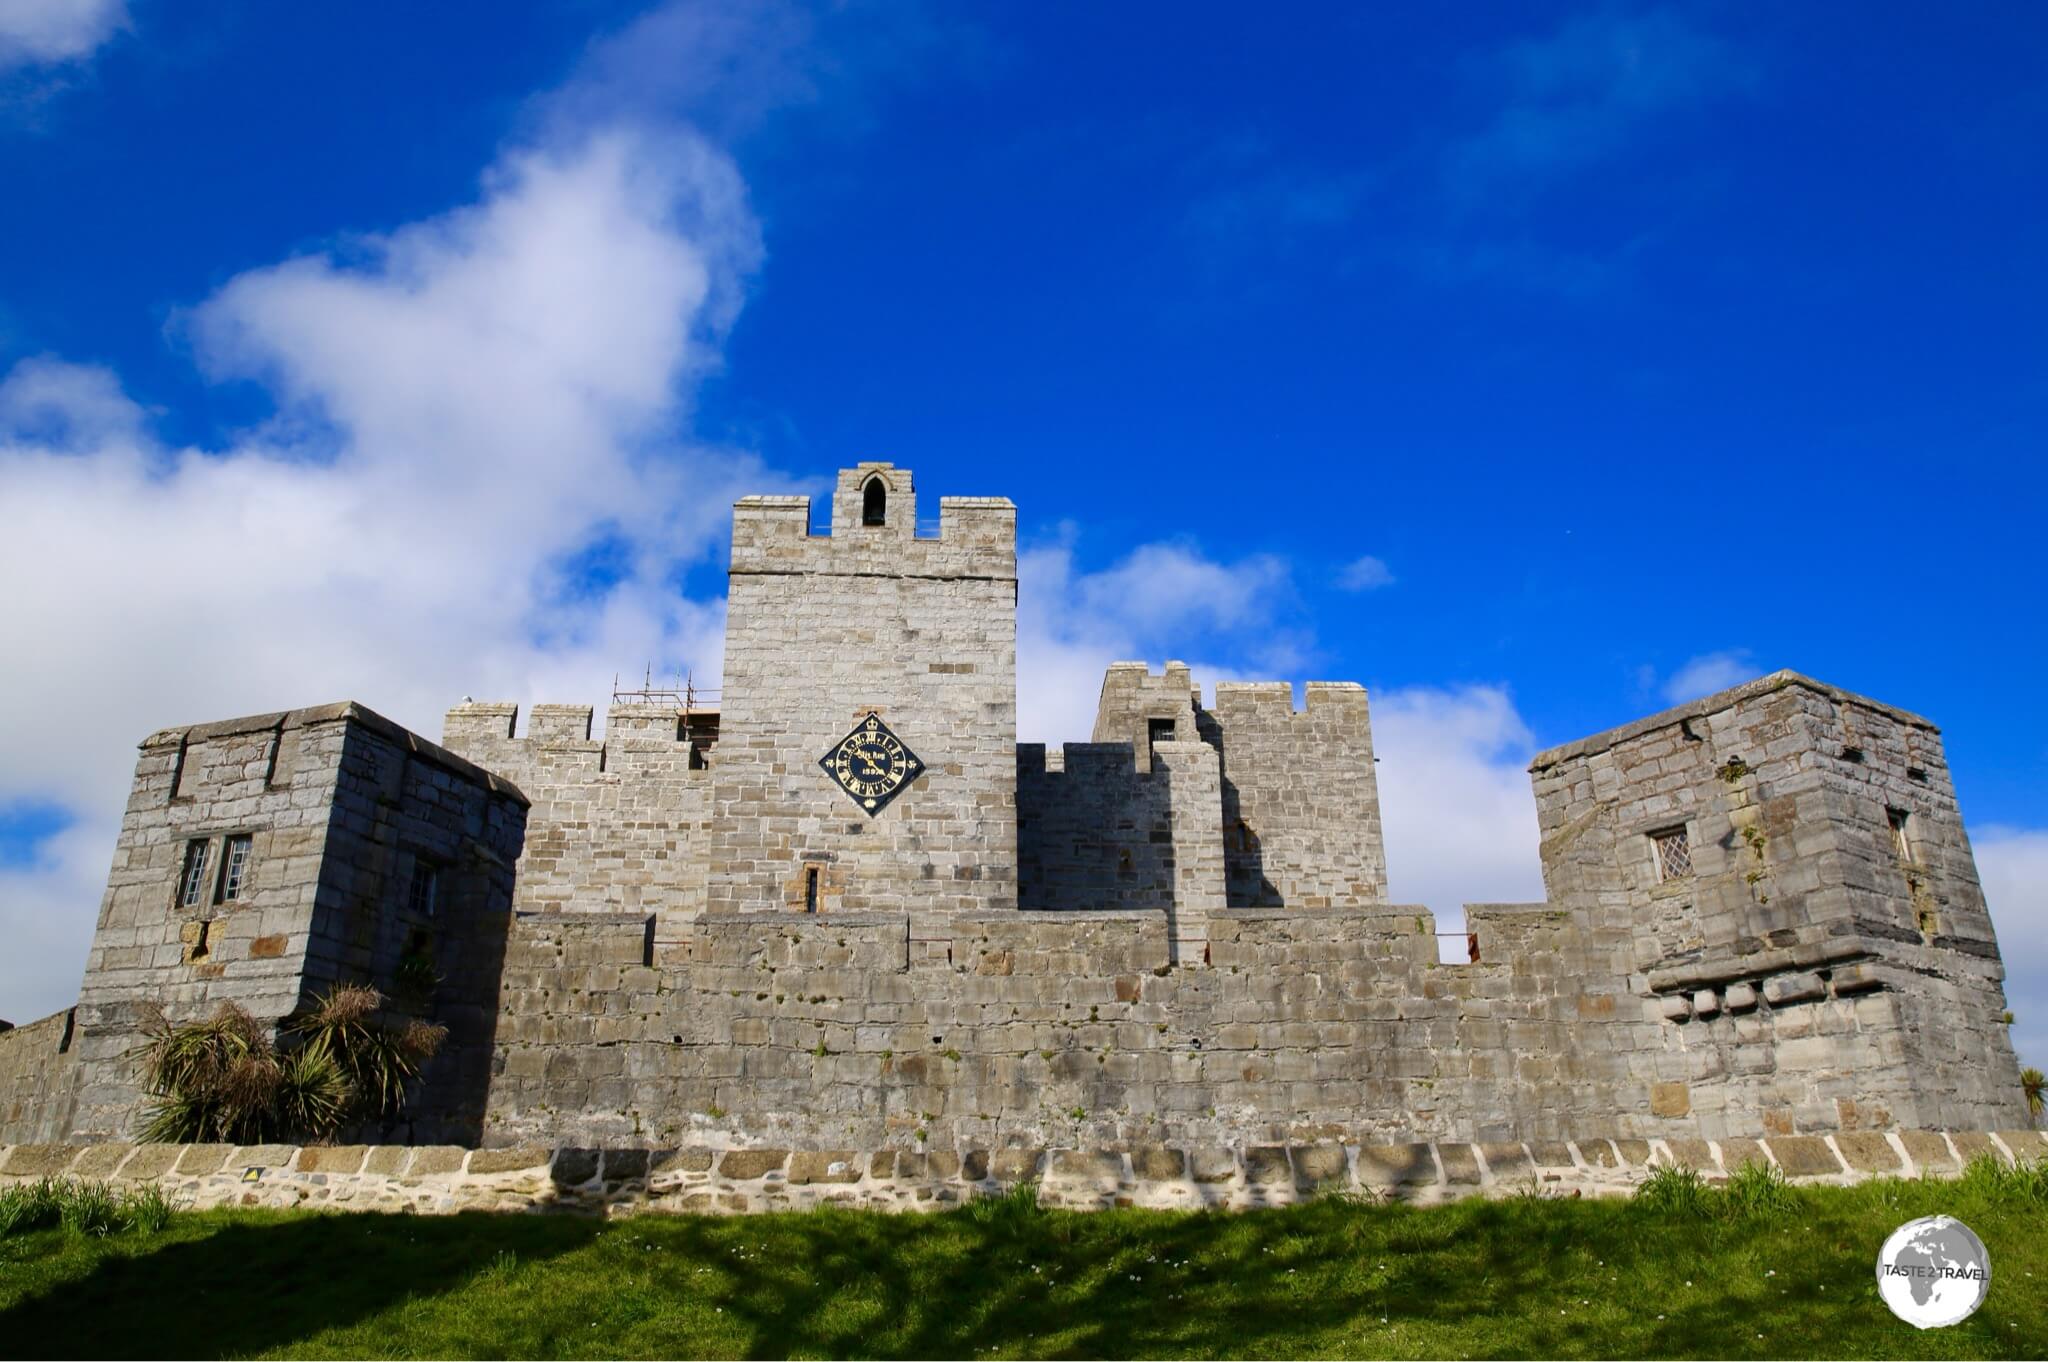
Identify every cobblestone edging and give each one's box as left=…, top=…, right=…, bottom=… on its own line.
left=2, top=1130, right=2043, bottom=1217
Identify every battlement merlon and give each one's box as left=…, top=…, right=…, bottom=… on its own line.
left=150, top=701, right=528, bottom=807
left=728, top=465, right=1016, bottom=580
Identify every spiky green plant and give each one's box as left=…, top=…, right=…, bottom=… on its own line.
left=136, top=985, right=446, bottom=1143
left=2023, top=1066, right=2045, bottom=1124
left=137, top=1001, right=282, bottom=1144
left=286, top=984, right=445, bottom=1125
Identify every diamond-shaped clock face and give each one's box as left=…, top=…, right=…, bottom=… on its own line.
left=819, top=712, right=923, bottom=815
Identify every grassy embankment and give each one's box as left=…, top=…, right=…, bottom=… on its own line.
left=1, top=1160, right=2044, bottom=1359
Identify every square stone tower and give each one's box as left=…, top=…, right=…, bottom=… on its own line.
left=707, top=464, right=1018, bottom=936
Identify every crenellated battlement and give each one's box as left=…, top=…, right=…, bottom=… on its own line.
left=729, top=464, right=1016, bottom=580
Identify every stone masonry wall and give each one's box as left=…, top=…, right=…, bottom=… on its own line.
left=1200, top=682, right=1387, bottom=909
left=442, top=700, right=710, bottom=956
left=4, top=1129, right=2041, bottom=1218
left=1531, top=671, right=2028, bottom=1140
left=1015, top=745, right=1177, bottom=914
left=479, top=899, right=1652, bottom=1152
left=0, top=1012, right=78, bottom=1144
left=708, top=464, right=1019, bottom=943
left=1091, top=662, right=1199, bottom=773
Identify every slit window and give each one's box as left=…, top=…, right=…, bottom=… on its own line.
left=804, top=866, right=819, bottom=914
left=861, top=477, right=887, bottom=526
left=179, top=839, right=211, bottom=909
left=1887, top=808, right=1914, bottom=863
left=408, top=859, right=440, bottom=918
left=1651, top=826, right=1691, bottom=881
left=216, top=835, right=252, bottom=903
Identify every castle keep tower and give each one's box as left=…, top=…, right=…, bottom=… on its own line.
left=706, top=464, right=1019, bottom=937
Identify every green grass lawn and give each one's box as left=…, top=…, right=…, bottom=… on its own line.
left=1, top=1167, right=2044, bottom=1359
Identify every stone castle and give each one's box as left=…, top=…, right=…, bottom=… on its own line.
left=0, top=463, right=2029, bottom=1156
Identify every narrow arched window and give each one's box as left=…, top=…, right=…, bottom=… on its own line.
left=862, top=477, right=887, bottom=526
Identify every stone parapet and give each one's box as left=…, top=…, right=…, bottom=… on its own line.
left=2, top=1131, right=2038, bottom=1217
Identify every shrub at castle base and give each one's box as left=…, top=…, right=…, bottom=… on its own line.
left=0, top=463, right=2027, bottom=1153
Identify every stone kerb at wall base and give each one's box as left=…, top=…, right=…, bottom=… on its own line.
left=3, top=1131, right=2041, bottom=1217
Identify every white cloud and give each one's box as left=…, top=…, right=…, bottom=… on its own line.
left=1450, top=7, right=1752, bottom=189
left=1373, top=684, right=1547, bottom=937
left=1976, top=826, right=2048, bottom=1070
left=0, top=0, right=125, bottom=70
left=1335, top=554, right=1394, bottom=591
left=0, top=123, right=778, bottom=1023
left=1660, top=649, right=1759, bottom=704
left=1016, top=531, right=1292, bottom=745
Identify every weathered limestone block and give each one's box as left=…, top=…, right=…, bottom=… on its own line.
left=1478, top=1142, right=1532, bottom=1180
left=1763, top=972, right=1826, bottom=1007
left=1650, top=1082, right=1691, bottom=1118
left=467, top=1146, right=549, bottom=1175
left=1830, top=1132, right=1901, bottom=1173
left=1243, top=1146, right=1292, bottom=1185
left=1437, top=1144, right=1479, bottom=1185
left=175, top=1144, right=232, bottom=1174
left=717, top=1149, right=788, bottom=1180
left=295, top=1146, right=368, bottom=1174
left=1766, top=1136, right=1842, bottom=1178
left=406, top=1147, right=467, bottom=1177
left=2, top=1144, right=80, bottom=1176
left=70, top=1144, right=133, bottom=1177
left=1291, top=1144, right=1349, bottom=1192
left=1131, top=1147, right=1184, bottom=1181
left=1897, top=1130, right=1956, bottom=1173
left=787, top=1151, right=862, bottom=1184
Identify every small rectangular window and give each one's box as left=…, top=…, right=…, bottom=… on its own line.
left=179, top=839, right=211, bottom=908
left=217, top=834, right=252, bottom=903
left=1148, top=718, right=1176, bottom=750
left=408, top=860, right=439, bottom=918
left=1652, top=827, right=1691, bottom=881
left=1887, top=808, right=1913, bottom=863
left=804, top=866, right=819, bottom=914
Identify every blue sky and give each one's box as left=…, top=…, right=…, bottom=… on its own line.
left=1, top=2, right=2043, bottom=1060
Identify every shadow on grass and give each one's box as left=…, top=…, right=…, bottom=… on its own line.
left=3, top=1179, right=2041, bottom=1359
left=0, top=1210, right=604, bottom=1360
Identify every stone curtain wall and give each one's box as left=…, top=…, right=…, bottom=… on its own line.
left=1531, top=672, right=2028, bottom=1139
left=480, top=902, right=1651, bottom=1152
left=0, top=1012, right=78, bottom=1144
left=1015, top=745, right=1179, bottom=913
left=441, top=700, right=711, bottom=956
left=1200, top=683, right=1387, bottom=909
left=710, top=465, right=1019, bottom=940
left=3, top=1129, right=2042, bottom=1217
